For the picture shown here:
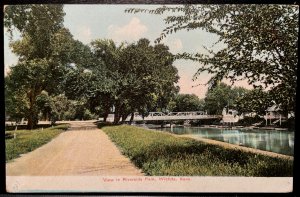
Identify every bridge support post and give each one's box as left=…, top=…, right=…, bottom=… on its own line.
left=279, top=115, right=281, bottom=126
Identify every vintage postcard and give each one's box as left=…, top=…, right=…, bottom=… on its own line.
left=4, top=2, right=296, bottom=193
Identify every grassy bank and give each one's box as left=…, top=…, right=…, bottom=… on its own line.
left=100, top=124, right=293, bottom=176
left=5, top=124, right=70, bottom=162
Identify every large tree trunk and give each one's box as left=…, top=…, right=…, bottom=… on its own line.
left=27, top=115, right=34, bottom=130
left=26, top=88, right=41, bottom=130
left=114, top=113, right=121, bottom=124
left=103, top=104, right=110, bottom=122
left=113, top=103, right=121, bottom=124
left=27, top=106, right=39, bottom=129
left=129, top=112, right=135, bottom=125
left=27, top=91, right=36, bottom=130
left=103, top=114, right=108, bottom=122
left=121, top=113, right=129, bottom=124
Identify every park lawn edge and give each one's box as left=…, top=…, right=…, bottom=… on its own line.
left=5, top=124, right=70, bottom=162
left=100, top=124, right=293, bottom=177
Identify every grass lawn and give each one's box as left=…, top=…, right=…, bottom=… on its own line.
left=5, top=124, right=70, bottom=162
left=100, top=124, right=293, bottom=177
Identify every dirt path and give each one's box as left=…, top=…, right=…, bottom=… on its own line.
left=6, top=121, right=144, bottom=176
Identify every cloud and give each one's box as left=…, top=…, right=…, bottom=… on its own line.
left=107, top=17, right=148, bottom=43
left=162, top=38, right=183, bottom=54
left=174, top=60, right=212, bottom=98
left=178, top=75, right=207, bottom=99
left=74, top=25, right=93, bottom=44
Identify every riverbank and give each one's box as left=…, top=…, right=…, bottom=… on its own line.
left=100, top=124, right=293, bottom=176
left=179, top=134, right=293, bottom=160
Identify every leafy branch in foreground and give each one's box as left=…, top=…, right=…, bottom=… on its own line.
left=126, top=5, right=298, bottom=114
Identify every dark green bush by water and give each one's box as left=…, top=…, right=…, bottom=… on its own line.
left=100, top=124, right=293, bottom=176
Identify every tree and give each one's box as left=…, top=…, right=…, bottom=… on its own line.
left=5, top=5, right=92, bottom=128
left=36, top=90, right=52, bottom=121
left=204, top=82, right=249, bottom=115
left=150, top=44, right=180, bottom=112
left=127, top=5, right=298, bottom=115
left=235, top=88, right=272, bottom=116
left=171, top=94, right=204, bottom=112
left=115, top=38, right=179, bottom=123
left=5, top=76, right=28, bottom=123
left=89, top=39, right=124, bottom=122
left=5, top=59, right=50, bottom=128
left=5, top=5, right=65, bottom=60
left=4, top=5, right=65, bottom=129
left=88, top=38, right=179, bottom=124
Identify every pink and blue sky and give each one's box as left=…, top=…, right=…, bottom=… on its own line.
left=4, top=5, right=253, bottom=98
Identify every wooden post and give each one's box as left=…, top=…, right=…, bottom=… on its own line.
left=280, top=114, right=281, bottom=126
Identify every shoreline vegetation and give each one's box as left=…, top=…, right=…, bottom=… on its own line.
left=99, top=124, right=293, bottom=177
left=5, top=124, right=70, bottom=162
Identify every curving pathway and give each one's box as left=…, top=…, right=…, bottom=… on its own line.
left=6, top=121, right=144, bottom=176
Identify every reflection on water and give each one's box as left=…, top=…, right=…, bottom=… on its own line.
left=154, top=127, right=294, bottom=156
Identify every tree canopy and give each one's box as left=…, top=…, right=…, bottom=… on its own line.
left=126, top=5, right=298, bottom=114
left=88, top=38, right=179, bottom=124
left=170, top=94, right=204, bottom=112
left=235, top=88, right=273, bottom=116
left=4, top=4, right=180, bottom=126
left=4, top=5, right=92, bottom=128
left=204, top=82, right=248, bottom=115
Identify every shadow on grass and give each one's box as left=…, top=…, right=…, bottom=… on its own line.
left=5, top=123, right=69, bottom=131
left=96, top=122, right=120, bottom=128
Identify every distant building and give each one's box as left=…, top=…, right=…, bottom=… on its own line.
left=222, top=107, right=240, bottom=124
left=264, top=105, right=286, bottom=125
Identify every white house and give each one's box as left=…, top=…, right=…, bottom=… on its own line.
left=264, top=105, right=286, bottom=126
left=222, top=107, right=240, bottom=124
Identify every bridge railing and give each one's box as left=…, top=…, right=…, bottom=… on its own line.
left=105, top=112, right=221, bottom=122
left=148, top=111, right=206, bottom=117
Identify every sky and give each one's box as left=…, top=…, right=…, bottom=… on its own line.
left=4, top=4, right=253, bottom=98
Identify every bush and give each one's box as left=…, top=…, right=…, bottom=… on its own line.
left=237, top=116, right=265, bottom=126
left=83, top=109, right=94, bottom=120
left=275, top=117, right=295, bottom=130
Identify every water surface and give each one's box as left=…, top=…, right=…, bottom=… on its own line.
left=152, top=126, right=294, bottom=156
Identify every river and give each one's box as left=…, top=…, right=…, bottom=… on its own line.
left=150, top=126, right=294, bottom=156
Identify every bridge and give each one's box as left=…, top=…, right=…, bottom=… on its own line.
left=106, top=111, right=222, bottom=122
